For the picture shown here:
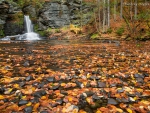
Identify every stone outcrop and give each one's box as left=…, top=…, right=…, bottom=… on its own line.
left=0, top=0, right=94, bottom=37
left=38, top=0, right=93, bottom=30
left=0, top=0, right=23, bottom=37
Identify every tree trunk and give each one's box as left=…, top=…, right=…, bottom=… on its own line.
left=98, top=0, right=101, bottom=31
left=120, top=0, right=123, bottom=19
left=102, top=0, right=106, bottom=32
left=114, top=0, right=117, bottom=21
left=107, top=0, right=110, bottom=28
left=134, top=0, right=137, bottom=20
left=130, top=0, right=133, bottom=20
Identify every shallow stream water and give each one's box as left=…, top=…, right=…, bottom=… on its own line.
left=0, top=40, right=150, bottom=113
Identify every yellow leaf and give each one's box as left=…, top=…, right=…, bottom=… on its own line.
left=116, top=108, right=123, bottom=113
left=86, top=97, right=91, bottom=104
left=36, top=67, right=41, bottom=71
left=126, top=108, right=133, bottom=113
left=96, top=110, right=102, bottom=113
left=22, top=96, right=27, bottom=99
left=87, top=73, right=91, bottom=78
left=0, top=95, right=4, bottom=100
left=26, top=102, right=32, bottom=106
left=13, top=84, right=19, bottom=88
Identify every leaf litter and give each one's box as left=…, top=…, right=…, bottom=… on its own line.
left=0, top=40, right=150, bottom=113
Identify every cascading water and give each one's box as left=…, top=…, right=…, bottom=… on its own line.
left=1, top=15, right=40, bottom=40
left=24, top=15, right=33, bottom=33
left=18, top=15, right=40, bottom=40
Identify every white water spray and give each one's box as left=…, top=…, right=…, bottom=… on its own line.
left=1, top=15, right=40, bottom=40
left=24, top=15, right=33, bottom=33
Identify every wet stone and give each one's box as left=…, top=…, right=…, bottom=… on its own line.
left=85, top=82, right=91, bottom=87
left=56, top=99, right=63, bottom=105
left=25, top=75, right=33, bottom=81
left=97, top=82, right=106, bottom=88
left=23, top=61, right=30, bottom=67
left=0, top=87, right=5, bottom=94
left=3, top=98, right=9, bottom=102
left=136, top=78, right=144, bottom=83
left=52, top=84, right=60, bottom=90
left=76, top=81, right=84, bottom=88
left=117, top=88, right=124, bottom=93
left=18, top=100, right=28, bottom=106
left=92, top=94, right=100, bottom=101
left=60, top=90, right=68, bottom=96
left=30, top=97, right=39, bottom=103
left=40, top=111, right=48, bottom=113
left=134, top=74, right=144, bottom=78
left=110, top=83, right=117, bottom=87
left=47, top=77, right=55, bottom=82
left=84, top=91, right=94, bottom=97
left=19, top=82, right=26, bottom=87
left=91, top=103, right=101, bottom=109
left=121, top=98, right=129, bottom=103
left=129, top=97, right=136, bottom=102
left=90, top=75, right=99, bottom=80
left=24, top=106, right=33, bottom=113
left=37, top=82, right=45, bottom=89
left=116, top=98, right=122, bottom=103
left=143, top=73, right=149, bottom=77
left=108, top=98, right=118, bottom=105
left=66, top=105, right=79, bottom=112
left=33, top=90, right=47, bottom=98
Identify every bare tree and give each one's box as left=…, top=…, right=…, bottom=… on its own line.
left=134, top=0, right=137, bottom=20
left=120, top=0, right=123, bottom=19
left=114, top=0, right=117, bottom=21
left=107, top=0, right=110, bottom=28
left=102, top=0, right=106, bottom=32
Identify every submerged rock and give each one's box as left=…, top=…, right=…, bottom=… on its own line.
left=108, top=98, right=118, bottom=105
left=47, top=77, right=55, bottom=82
left=24, top=106, right=33, bottom=113
left=33, top=90, right=47, bottom=98
left=18, top=100, right=28, bottom=106
left=97, top=82, right=106, bottom=88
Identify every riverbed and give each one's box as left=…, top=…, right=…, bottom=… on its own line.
left=0, top=40, right=150, bottom=113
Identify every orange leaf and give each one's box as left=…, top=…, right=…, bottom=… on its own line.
left=33, top=103, right=40, bottom=112
left=0, top=95, right=4, bottom=100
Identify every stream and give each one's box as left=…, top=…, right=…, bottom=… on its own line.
left=0, top=40, right=150, bottom=113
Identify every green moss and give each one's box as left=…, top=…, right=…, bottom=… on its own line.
left=0, top=29, right=4, bottom=38
left=116, top=27, right=125, bottom=36
left=91, top=33, right=99, bottom=40
left=107, top=28, right=113, bottom=34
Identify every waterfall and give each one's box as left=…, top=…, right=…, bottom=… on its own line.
left=24, top=15, right=33, bottom=33
left=1, top=15, right=40, bottom=41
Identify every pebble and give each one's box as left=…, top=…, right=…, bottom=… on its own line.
left=33, top=90, right=47, bottom=98
left=24, top=106, right=33, bottom=113
left=97, top=82, right=106, bottom=88
left=23, top=61, right=30, bottom=67
left=92, top=94, right=100, bottom=100
left=25, top=75, right=33, bottom=81
left=117, top=88, right=124, bottom=93
left=47, top=77, right=55, bottom=82
left=66, top=105, right=79, bottom=112
left=52, top=84, right=60, bottom=90
left=18, top=100, right=28, bottom=106
left=40, top=111, right=48, bottom=113
left=136, top=78, right=144, bottom=83
left=108, top=98, right=118, bottom=105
